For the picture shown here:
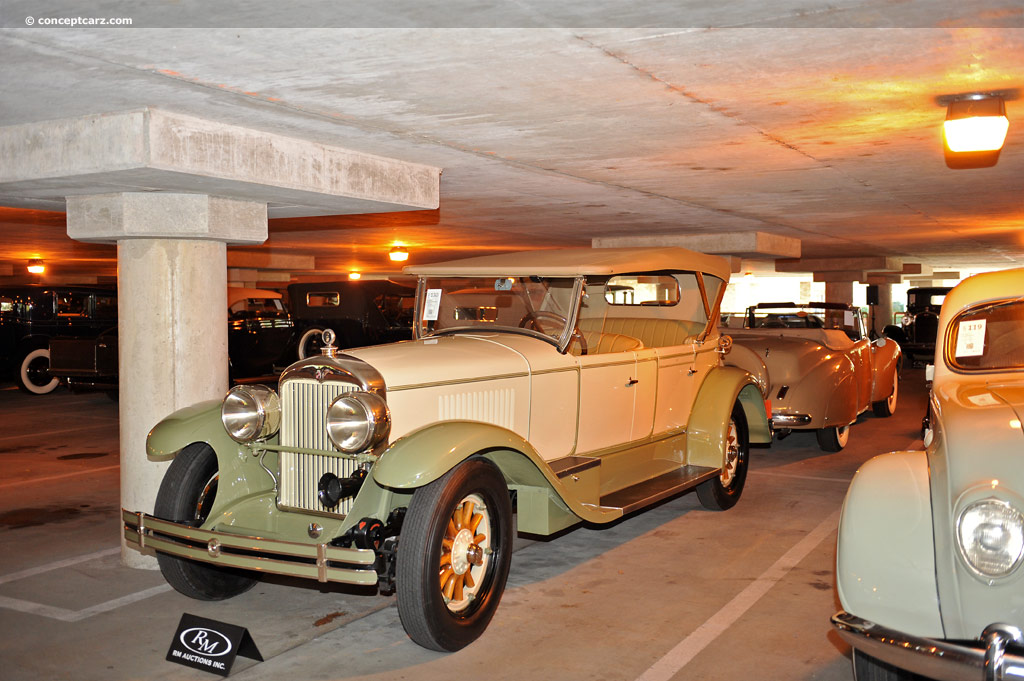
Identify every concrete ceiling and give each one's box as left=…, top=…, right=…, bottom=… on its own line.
left=1, top=2, right=1022, bottom=283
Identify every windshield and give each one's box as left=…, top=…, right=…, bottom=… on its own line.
left=745, top=305, right=864, bottom=339
left=946, top=298, right=1024, bottom=371
left=415, top=276, right=580, bottom=347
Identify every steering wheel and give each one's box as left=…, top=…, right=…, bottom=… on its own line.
left=519, top=311, right=588, bottom=355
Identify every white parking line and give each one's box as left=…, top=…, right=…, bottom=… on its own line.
left=635, top=509, right=841, bottom=681
left=749, top=470, right=851, bottom=483
left=0, top=464, right=120, bottom=490
left=0, top=547, right=121, bottom=585
left=0, top=585, right=172, bottom=622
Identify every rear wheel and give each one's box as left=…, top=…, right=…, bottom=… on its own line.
left=396, top=458, right=513, bottom=651
left=697, top=403, right=749, bottom=511
left=154, top=443, right=256, bottom=600
left=816, top=424, right=850, bottom=452
left=872, top=377, right=899, bottom=417
left=17, top=348, right=59, bottom=395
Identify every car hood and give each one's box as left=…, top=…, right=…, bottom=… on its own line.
left=345, top=333, right=534, bottom=390
left=930, top=376, right=1024, bottom=637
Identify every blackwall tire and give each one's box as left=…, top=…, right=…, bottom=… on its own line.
left=696, top=403, right=749, bottom=511
left=395, top=458, right=513, bottom=652
left=153, top=443, right=256, bottom=600
left=852, top=649, right=922, bottom=681
left=17, top=348, right=59, bottom=395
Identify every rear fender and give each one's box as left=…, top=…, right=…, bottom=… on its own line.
left=870, top=338, right=902, bottom=403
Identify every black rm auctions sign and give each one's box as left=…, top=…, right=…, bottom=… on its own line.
left=166, top=613, right=263, bottom=676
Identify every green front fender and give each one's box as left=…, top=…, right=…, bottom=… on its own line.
left=146, top=399, right=237, bottom=462
left=372, top=421, right=621, bottom=531
left=687, top=366, right=771, bottom=468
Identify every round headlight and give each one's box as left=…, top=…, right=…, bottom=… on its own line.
left=957, top=499, right=1024, bottom=579
left=221, top=385, right=281, bottom=443
left=326, top=391, right=390, bottom=453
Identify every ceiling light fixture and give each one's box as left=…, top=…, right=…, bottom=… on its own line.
left=27, top=258, right=45, bottom=274
left=939, top=91, right=1014, bottom=169
left=348, top=271, right=362, bottom=280
left=389, top=246, right=409, bottom=262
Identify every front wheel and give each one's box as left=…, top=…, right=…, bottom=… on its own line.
left=396, top=458, right=513, bottom=651
left=18, top=347, right=59, bottom=395
left=816, top=424, right=850, bottom=452
left=697, top=403, right=749, bottom=511
left=872, top=377, right=899, bottom=417
left=154, top=443, right=256, bottom=600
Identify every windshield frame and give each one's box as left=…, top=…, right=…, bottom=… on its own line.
left=412, top=275, right=585, bottom=353
left=944, top=296, right=1024, bottom=374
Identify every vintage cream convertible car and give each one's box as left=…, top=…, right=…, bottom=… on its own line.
left=123, top=247, right=770, bottom=651
left=723, top=302, right=901, bottom=451
left=833, top=268, right=1024, bottom=681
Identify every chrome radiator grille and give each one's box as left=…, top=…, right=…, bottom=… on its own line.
left=278, top=378, right=359, bottom=516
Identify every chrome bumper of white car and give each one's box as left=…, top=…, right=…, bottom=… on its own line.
left=832, top=611, right=1024, bottom=681
left=770, top=413, right=811, bottom=427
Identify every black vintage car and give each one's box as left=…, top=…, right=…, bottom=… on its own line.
left=287, top=279, right=415, bottom=358
left=883, top=286, right=951, bottom=366
left=47, top=287, right=294, bottom=393
left=0, top=285, right=117, bottom=394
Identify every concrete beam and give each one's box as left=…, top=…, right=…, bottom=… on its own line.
left=933, top=271, right=961, bottom=279
left=0, top=109, right=441, bottom=218
left=0, top=264, right=12, bottom=276
left=812, top=270, right=866, bottom=283
left=776, top=256, right=902, bottom=273
left=901, top=263, right=933, bottom=276
left=592, top=231, right=800, bottom=259
left=227, top=251, right=315, bottom=270
left=67, top=193, right=266, bottom=244
left=865, top=273, right=903, bottom=285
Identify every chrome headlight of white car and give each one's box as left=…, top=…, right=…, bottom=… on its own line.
left=326, top=391, right=390, bottom=453
left=956, top=498, right=1024, bottom=579
left=221, top=384, right=281, bottom=443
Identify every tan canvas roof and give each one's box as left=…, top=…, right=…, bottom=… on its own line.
left=404, top=247, right=731, bottom=281
left=227, top=287, right=283, bottom=308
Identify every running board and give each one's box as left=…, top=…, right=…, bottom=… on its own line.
left=598, top=465, right=719, bottom=515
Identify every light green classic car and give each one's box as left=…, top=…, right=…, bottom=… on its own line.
left=123, top=247, right=770, bottom=651
left=832, top=268, right=1024, bottom=681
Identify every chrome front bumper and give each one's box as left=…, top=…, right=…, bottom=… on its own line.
left=122, top=510, right=378, bottom=586
left=832, top=611, right=1024, bottom=681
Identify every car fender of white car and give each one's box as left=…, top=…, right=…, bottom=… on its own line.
left=836, top=450, right=944, bottom=637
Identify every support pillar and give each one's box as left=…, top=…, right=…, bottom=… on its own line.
left=872, top=284, right=894, bottom=336
left=825, top=281, right=854, bottom=306
left=67, top=193, right=266, bottom=568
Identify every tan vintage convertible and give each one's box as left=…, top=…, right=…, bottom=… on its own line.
left=722, top=302, right=901, bottom=451
left=123, top=247, right=771, bottom=652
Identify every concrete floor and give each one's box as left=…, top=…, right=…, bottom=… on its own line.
left=0, top=370, right=929, bottom=681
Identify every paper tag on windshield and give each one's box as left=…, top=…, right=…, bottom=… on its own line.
left=955, top=319, right=986, bottom=357
left=843, top=311, right=854, bottom=327
left=423, top=289, right=442, bottom=321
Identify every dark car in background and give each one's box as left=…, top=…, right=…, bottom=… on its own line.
left=47, top=287, right=294, bottom=393
left=884, top=286, right=951, bottom=366
left=0, top=285, right=117, bottom=394
left=288, top=279, right=415, bottom=359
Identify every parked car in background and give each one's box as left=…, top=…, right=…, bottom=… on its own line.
left=884, top=286, right=952, bottom=366
left=287, top=279, right=415, bottom=359
left=833, top=268, right=1024, bottom=681
left=124, top=247, right=772, bottom=652
left=48, top=287, right=294, bottom=392
left=0, top=285, right=117, bottom=394
left=722, top=302, right=901, bottom=451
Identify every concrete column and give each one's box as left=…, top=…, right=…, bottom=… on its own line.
left=67, top=192, right=266, bottom=568
left=871, top=284, right=894, bottom=336
left=825, top=281, right=854, bottom=305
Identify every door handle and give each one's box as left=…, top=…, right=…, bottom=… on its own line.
left=626, top=378, right=639, bottom=386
